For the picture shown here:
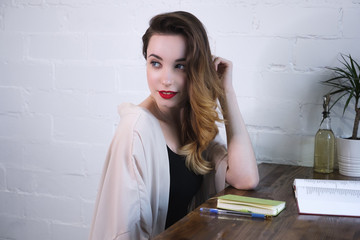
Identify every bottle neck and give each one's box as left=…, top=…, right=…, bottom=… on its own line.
left=320, top=112, right=332, bottom=130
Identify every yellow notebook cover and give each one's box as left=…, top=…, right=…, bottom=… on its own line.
left=217, top=194, right=286, bottom=216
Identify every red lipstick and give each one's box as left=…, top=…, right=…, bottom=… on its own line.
left=159, top=91, right=177, bottom=99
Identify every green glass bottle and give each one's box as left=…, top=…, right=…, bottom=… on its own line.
left=314, top=95, right=335, bottom=173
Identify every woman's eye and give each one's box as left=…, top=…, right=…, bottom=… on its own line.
left=151, top=61, right=161, bottom=68
left=176, top=64, right=185, bottom=70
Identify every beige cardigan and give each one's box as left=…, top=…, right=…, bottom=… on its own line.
left=89, top=103, right=228, bottom=240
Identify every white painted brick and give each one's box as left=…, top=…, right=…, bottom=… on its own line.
left=296, top=38, right=338, bottom=67
left=300, top=103, right=323, bottom=134
left=0, top=114, right=51, bottom=143
left=231, top=70, right=264, bottom=99
left=25, top=195, right=82, bottom=223
left=116, top=90, right=149, bottom=106
left=55, top=64, right=116, bottom=92
left=132, top=0, right=181, bottom=30
left=88, top=34, right=142, bottom=61
left=56, top=174, right=90, bottom=199
left=23, top=142, right=84, bottom=174
left=0, top=0, right=15, bottom=5
left=7, top=169, right=88, bottom=199
left=44, top=0, right=87, bottom=5
left=258, top=71, right=328, bottom=104
left=256, top=6, right=340, bottom=37
left=4, top=6, right=65, bottom=32
left=255, top=132, right=301, bottom=165
left=0, top=12, right=3, bottom=31
left=0, top=87, right=24, bottom=113
left=0, top=62, right=53, bottom=89
left=238, top=91, right=313, bottom=135
left=216, top=36, right=291, bottom=69
left=52, top=223, right=89, bottom=240
left=27, top=89, right=89, bottom=117
left=0, top=139, right=23, bottom=168
left=242, top=97, right=302, bottom=134
left=236, top=96, right=259, bottom=125
left=65, top=6, right=134, bottom=33
left=28, top=34, right=86, bottom=60
left=0, top=191, right=25, bottom=216
left=82, top=144, right=108, bottom=175
left=6, top=168, right=38, bottom=193
left=0, top=167, right=5, bottom=190
left=0, top=33, right=24, bottom=60
left=0, top=215, right=51, bottom=240
left=53, top=116, right=113, bottom=144
left=87, top=93, right=120, bottom=119
left=182, top=4, right=253, bottom=34
left=14, top=0, right=43, bottom=5
left=340, top=39, right=360, bottom=56
left=89, top=0, right=130, bottom=5
left=294, top=39, right=360, bottom=68
left=343, top=8, right=360, bottom=38
left=117, top=65, right=147, bottom=92
left=298, top=135, right=315, bottom=167
left=132, top=7, right=176, bottom=36
left=82, top=200, right=96, bottom=226
left=80, top=174, right=103, bottom=200
left=43, top=0, right=60, bottom=4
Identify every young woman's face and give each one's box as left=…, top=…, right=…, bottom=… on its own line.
left=146, top=34, right=188, bottom=111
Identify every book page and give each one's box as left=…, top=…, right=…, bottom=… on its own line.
left=294, top=179, right=360, bottom=217
left=294, top=179, right=360, bottom=190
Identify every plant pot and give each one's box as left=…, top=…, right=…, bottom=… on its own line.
left=336, top=137, right=360, bottom=177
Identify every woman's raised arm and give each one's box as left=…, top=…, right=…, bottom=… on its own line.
left=213, top=57, right=259, bottom=190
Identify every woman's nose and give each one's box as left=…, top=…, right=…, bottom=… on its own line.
left=161, top=69, right=173, bottom=86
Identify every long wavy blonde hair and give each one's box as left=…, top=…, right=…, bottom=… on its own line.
left=142, top=11, right=225, bottom=175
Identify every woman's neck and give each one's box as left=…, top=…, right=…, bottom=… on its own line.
left=139, top=96, right=184, bottom=153
left=139, top=96, right=183, bottom=123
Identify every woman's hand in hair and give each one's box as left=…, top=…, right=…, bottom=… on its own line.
left=213, top=56, right=259, bottom=190
left=213, top=56, right=233, bottom=93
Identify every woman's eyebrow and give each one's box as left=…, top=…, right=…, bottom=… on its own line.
left=148, top=54, right=185, bottom=62
left=175, top=58, right=186, bottom=62
left=148, top=54, right=162, bottom=60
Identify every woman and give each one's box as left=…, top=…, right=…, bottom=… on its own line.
left=89, top=11, right=259, bottom=240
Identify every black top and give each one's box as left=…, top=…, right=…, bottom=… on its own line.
left=165, top=146, right=203, bottom=229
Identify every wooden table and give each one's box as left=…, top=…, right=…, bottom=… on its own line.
left=154, top=163, right=360, bottom=240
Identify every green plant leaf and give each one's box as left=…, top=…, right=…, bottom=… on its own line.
left=343, top=90, right=354, bottom=115
left=322, top=53, right=360, bottom=139
left=329, top=92, right=348, bottom=111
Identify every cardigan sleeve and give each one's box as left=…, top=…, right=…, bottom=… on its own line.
left=89, top=104, right=169, bottom=240
left=89, top=117, right=149, bottom=240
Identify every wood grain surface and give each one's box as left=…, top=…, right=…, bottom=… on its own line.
left=154, top=163, right=360, bottom=240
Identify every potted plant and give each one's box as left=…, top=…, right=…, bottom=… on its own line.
left=322, top=54, right=360, bottom=177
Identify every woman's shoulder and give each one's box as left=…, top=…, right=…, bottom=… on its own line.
left=118, top=103, right=156, bottom=122
left=117, top=102, right=160, bottom=134
left=113, top=103, right=166, bottom=158
left=118, top=102, right=149, bottom=115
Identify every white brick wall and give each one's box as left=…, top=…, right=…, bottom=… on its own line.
left=0, top=0, right=359, bottom=239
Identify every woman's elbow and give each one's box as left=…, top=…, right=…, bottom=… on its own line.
left=228, top=175, right=259, bottom=190
left=232, top=176, right=259, bottom=190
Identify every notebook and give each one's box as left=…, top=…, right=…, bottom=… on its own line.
left=217, top=194, right=286, bottom=216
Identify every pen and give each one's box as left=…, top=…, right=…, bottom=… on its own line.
left=200, top=207, right=268, bottom=219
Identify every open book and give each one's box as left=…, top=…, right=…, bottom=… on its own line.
left=293, top=179, right=360, bottom=217
left=217, top=194, right=286, bottom=216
